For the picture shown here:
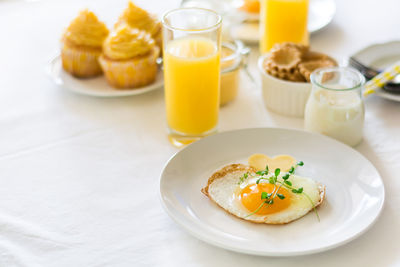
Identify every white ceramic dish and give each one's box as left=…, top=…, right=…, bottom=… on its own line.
left=258, top=55, right=312, bottom=117
left=47, top=55, right=163, bottom=97
left=231, top=0, right=336, bottom=44
left=351, top=40, right=400, bottom=102
left=159, top=128, right=385, bottom=257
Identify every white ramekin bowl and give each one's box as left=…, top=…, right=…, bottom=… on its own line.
left=258, top=54, right=312, bottom=117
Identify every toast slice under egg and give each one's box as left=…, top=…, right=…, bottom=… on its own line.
left=202, top=163, right=326, bottom=224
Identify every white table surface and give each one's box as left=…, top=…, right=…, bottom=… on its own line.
left=0, top=0, right=399, bottom=266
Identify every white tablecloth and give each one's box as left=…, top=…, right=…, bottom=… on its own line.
left=0, top=0, right=399, bottom=266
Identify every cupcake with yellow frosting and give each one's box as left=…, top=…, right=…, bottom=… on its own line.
left=115, top=1, right=162, bottom=51
left=99, top=25, right=160, bottom=89
left=61, top=9, right=109, bottom=78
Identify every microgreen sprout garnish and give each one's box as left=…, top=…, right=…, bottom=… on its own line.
left=244, top=201, right=266, bottom=218
left=238, top=172, right=249, bottom=185
left=292, top=187, right=303, bottom=194
left=268, top=177, right=275, bottom=184
left=256, top=165, right=269, bottom=176
left=243, top=161, right=320, bottom=221
left=284, top=180, right=292, bottom=186
left=261, top=192, right=272, bottom=200
left=277, top=193, right=285, bottom=200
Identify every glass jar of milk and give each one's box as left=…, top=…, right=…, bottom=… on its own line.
left=304, top=67, right=365, bottom=146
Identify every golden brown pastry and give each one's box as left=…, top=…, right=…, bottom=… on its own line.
left=61, top=9, right=109, bottom=78
left=98, top=25, right=160, bottom=89
left=115, top=1, right=162, bottom=51
left=263, top=42, right=337, bottom=82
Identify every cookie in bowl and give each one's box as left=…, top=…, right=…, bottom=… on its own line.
left=258, top=43, right=337, bottom=117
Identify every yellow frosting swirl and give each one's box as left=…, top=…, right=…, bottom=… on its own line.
left=103, top=26, right=155, bottom=60
left=117, top=1, right=160, bottom=37
left=64, top=9, right=109, bottom=47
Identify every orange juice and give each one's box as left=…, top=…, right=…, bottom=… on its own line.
left=239, top=0, right=260, bottom=13
left=164, top=38, right=220, bottom=135
left=260, top=0, right=309, bottom=53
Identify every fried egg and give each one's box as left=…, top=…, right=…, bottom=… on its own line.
left=201, top=164, right=325, bottom=224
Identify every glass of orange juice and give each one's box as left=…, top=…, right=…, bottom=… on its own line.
left=260, top=0, right=309, bottom=53
left=162, top=8, right=222, bottom=147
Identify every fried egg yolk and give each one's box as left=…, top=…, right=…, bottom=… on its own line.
left=240, top=183, right=291, bottom=215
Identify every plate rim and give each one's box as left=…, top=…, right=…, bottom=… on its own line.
left=46, top=55, right=164, bottom=98
left=159, top=127, right=385, bottom=257
left=351, top=40, right=400, bottom=102
left=375, top=89, right=400, bottom=101
left=352, top=40, right=400, bottom=61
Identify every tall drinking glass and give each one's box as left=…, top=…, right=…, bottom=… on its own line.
left=260, top=0, right=309, bottom=53
left=162, top=8, right=222, bottom=147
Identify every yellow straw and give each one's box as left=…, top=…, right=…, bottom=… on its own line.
left=363, top=61, right=400, bottom=96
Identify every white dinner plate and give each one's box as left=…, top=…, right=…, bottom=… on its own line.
left=230, top=0, right=336, bottom=44
left=351, top=41, right=400, bottom=102
left=47, top=55, right=163, bottom=97
left=159, top=128, right=385, bottom=257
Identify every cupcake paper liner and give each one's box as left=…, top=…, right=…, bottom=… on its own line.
left=99, top=47, right=160, bottom=89
left=61, top=42, right=103, bottom=78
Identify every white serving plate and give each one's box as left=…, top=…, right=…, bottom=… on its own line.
left=230, top=0, right=336, bottom=44
left=47, top=55, right=163, bottom=97
left=159, top=128, right=385, bottom=257
left=351, top=40, right=400, bottom=102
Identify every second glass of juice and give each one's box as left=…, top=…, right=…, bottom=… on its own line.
left=260, top=0, right=309, bottom=53
left=162, top=8, right=222, bottom=147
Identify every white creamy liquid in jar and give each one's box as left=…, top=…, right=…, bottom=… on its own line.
left=304, top=88, right=364, bottom=146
